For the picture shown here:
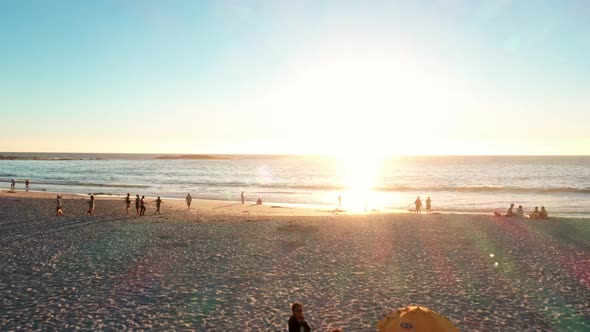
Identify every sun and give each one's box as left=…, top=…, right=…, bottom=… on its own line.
left=336, top=152, right=383, bottom=212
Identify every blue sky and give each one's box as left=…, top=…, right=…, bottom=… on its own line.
left=1, top=0, right=588, bottom=154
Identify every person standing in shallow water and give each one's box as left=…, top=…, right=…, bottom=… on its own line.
left=186, top=193, right=192, bottom=210
left=414, top=196, right=422, bottom=214
left=25, top=179, right=30, bottom=191
left=426, top=197, right=432, bottom=214
left=288, top=302, right=311, bottom=332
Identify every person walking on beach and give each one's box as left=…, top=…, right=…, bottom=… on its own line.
left=11, top=179, right=16, bottom=191
left=140, top=195, right=146, bottom=216
left=135, top=194, right=141, bottom=216
left=154, top=196, right=163, bottom=214
left=25, top=179, right=30, bottom=191
left=125, top=193, right=131, bottom=215
left=241, top=191, right=245, bottom=204
left=87, top=195, right=95, bottom=215
left=288, top=302, right=311, bottom=332
left=186, top=193, right=192, bottom=210
left=56, top=195, right=63, bottom=217
left=414, top=196, right=422, bottom=214
left=426, top=197, right=432, bottom=214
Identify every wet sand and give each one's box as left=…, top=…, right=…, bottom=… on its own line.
left=1, top=191, right=589, bottom=330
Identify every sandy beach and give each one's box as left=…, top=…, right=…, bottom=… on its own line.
left=0, top=191, right=589, bottom=331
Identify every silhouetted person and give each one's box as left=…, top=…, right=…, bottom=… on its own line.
left=539, top=206, right=548, bottom=219
left=505, top=203, right=516, bottom=217
left=56, top=195, right=63, bottom=217
left=288, top=302, right=311, bottom=332
left=87, top=195, right=95, bottom=215
left=135, top=194, right=141, bottom=216
left=154, top=196, right=163, bottom=214
left=25, top=179, right=30, bottom=191
left=11, top=179, right=15, bottom=191
left=140, top=195, right=146, bottom=216
left=186, top=193, right=192, bottom=210
left=241, top=191, right=245, bottom=204
left=414, top=196, right=422, bottom=214
left=256, top=197, right=262, bottom=205
left=125, top=193, right=132, bottom=215
left=529, top=206, right=540, bottom=219
left=516, top=205, right=524, bottom=218
left=426, top=197, right=432, bottom=214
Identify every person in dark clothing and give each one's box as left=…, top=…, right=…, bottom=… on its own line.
left=288, top=302, right=311, bottom=332
left=154, top=196, right=163, bottom=214
left=140, top=195, right=146, bottom=216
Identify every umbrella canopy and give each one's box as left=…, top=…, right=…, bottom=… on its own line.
left=376, top=305, right=459, bottom=332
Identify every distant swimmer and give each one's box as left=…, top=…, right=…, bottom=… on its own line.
left=186, top=193, right=192, bottom=210
left=414, top=196, right=422, bottom=214
left=154, top=196, right=163, bottom=214
left=426, top=197, right=432, bottom=214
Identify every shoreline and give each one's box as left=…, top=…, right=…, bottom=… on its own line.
left=1, top=189, right=585, bottom=220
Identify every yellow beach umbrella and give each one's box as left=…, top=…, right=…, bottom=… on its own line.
left=376, top=305, right=459, bottom=332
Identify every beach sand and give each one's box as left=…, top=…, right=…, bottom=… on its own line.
left=0, top=191, right=589, bottom=331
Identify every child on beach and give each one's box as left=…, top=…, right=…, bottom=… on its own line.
left=529, top=206, right=540, bottom=219
left=154, top=197, right=163, bottom=214
left=505, top=203, right=516, bottom=217
left=87, top=195, right=95, bottom=215
left=288, top=302, right=311, bottom=332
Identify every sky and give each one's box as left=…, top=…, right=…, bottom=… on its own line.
left=1, top=0, right=589, bottom=155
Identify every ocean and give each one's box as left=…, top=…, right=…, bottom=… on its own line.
left=1, top=153, right=589, bottom=218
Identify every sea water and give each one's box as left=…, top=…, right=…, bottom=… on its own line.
left=1, top=153, right=589, bottom=218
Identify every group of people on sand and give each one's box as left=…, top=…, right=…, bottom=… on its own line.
left=414, top=196, right=432, bottom=214
left=125, top=193, right=164, bottom=216
left=495, top=203, right=548, bottom=219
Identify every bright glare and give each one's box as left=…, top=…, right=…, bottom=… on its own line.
left=336, top=153, right=383, bottom=212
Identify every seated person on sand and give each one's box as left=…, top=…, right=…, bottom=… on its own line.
left=505, top=203, right=516, bottom=217
left=516, top=205, right=524, bottom=218
left=529, top=206, right=540, bottom=219
left=256, top=197, right=262, bottom=205
left=288, top=302, right=311, bottom=332
left=539, top=206, right=548, bottom=219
